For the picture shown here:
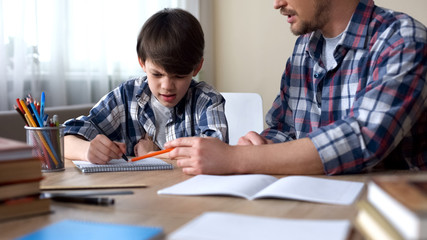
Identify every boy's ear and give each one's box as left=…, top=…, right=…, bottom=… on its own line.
left=192, top=58, right=204, bottom=76
left=138, top=58, right=146, bottom=71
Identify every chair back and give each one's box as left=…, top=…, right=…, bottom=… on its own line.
left=221, top=92, right=264, bottom=145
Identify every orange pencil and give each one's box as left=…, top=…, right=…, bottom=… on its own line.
left=131, top=148, right=175, bottom=162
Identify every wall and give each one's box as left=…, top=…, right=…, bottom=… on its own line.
left=212, top=0, right=427, bottom=120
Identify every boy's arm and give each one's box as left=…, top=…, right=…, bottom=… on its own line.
left=64, top=134, right=126, bottom=164
left=64, top=135, right=90, bottom=161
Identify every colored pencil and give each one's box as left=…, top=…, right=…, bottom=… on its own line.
left=131, top=148, right=174, bottom=162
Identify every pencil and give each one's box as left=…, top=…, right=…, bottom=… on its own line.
left=131, top=148, right=174, bottom=162
left=14, top=105, right=28, bottom=125
left=20, top=99, right=60, bottom=167
left=16, top=98, right=25, bottom=114
left=89, top=119, right=129, bottom=162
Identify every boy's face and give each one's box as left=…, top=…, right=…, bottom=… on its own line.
left=140, top=59, right=202, bottom=108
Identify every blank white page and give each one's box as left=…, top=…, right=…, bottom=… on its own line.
left=168, top=212, right=351, bottom=240
left=252, top=176, right=364, bottom=205
left=158, top=174, right=277, bottom=199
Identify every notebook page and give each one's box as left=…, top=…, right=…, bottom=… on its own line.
left=158, top=174, right=277, bottom=199
left=251, top=176, right=364, bottom=205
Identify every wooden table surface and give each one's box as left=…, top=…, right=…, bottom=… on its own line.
left=1, top=159, right=425, bottom=239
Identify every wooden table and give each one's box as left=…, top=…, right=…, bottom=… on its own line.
left=1, top=159, right=424, bottom=239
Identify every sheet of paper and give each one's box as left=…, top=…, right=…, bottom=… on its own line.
left=169, top=212, right=351, bottom=240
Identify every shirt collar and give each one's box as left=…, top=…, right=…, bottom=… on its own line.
left=307, top=0, right=374, bottom=59
left=135, top=76, right=151, bottom=107
left=135, top=76, right=197, bottom=116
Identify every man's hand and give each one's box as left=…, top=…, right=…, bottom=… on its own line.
left=165, top=137, right=236, bottom=175
left=237, top=131, right=273, bottom=145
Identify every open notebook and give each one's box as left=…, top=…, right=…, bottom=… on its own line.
left=73, top=158, right=173, bottom=173
left=158, top=174, right=364, bottom=205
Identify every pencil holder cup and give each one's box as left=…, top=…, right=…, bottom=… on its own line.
left=25, top=125, right=65, bottom=172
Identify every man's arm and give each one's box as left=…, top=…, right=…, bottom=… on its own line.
left=165, top=137, right=324, bottom=175
left=195, top=87, right=228, bottom=143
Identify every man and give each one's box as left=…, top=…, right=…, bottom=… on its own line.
left=165, top=0, right=427, bottom=175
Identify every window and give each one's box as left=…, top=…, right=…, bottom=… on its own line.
left=0, top=0, right=200, bottom=110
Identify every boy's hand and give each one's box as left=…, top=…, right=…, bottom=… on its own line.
left=134, top=134, right=160, bottom=157
left=86, top=134, right=126, bottom=164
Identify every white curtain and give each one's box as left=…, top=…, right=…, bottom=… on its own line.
left=0, top=0, right=200, bottom=111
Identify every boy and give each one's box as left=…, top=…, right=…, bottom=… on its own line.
left=64, top=8, right=228, bottom=164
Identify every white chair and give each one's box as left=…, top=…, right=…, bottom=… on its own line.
left=221, top=92, right=264, bottom=145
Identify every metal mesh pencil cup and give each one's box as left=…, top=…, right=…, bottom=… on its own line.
left=25, top=125, right=65, bottom=172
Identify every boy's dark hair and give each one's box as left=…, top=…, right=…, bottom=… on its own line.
left=136, top=8, right=204, bottom=75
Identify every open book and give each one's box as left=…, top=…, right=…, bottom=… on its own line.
left=158, top=174, right=364, bottom=205
left=73, top=158, right=173, bottom=173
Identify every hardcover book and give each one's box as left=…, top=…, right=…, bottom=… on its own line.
left=355, top=200, right=403, bottom=240
left=367, top=176, right=427, bottom=239
left=0, top=197, right=50, bottom=221
left=17, top=219, right=163, bottom=240
left=0, top=137, right=34, bottom=161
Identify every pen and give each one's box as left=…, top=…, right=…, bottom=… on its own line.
left=40, top=92, right=45, bottom=120
left=30, top=102, right=43, bottom=127
left=89, top=119, right=129, bottom=162
left=43, top=114, right=49, bottom=127
left=131, top=148, right=174, bottom=162
left=50, top=196, right=115, bottom=206
left=42, top=190, right=134, bottom=197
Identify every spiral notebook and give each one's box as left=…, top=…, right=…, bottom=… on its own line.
left=73, top=158, right=173, bottom=173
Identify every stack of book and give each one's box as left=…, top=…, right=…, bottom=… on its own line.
left=355, top=176, right=427, bottom=240
left=0, top=137, right=50, bottom=221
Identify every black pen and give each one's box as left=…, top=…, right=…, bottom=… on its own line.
left=89, top=119, right=129, bottom=162
left=51, top=196, right=115, bottom=206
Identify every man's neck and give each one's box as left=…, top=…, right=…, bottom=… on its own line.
left=321, top=0, right=360, bottom=38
